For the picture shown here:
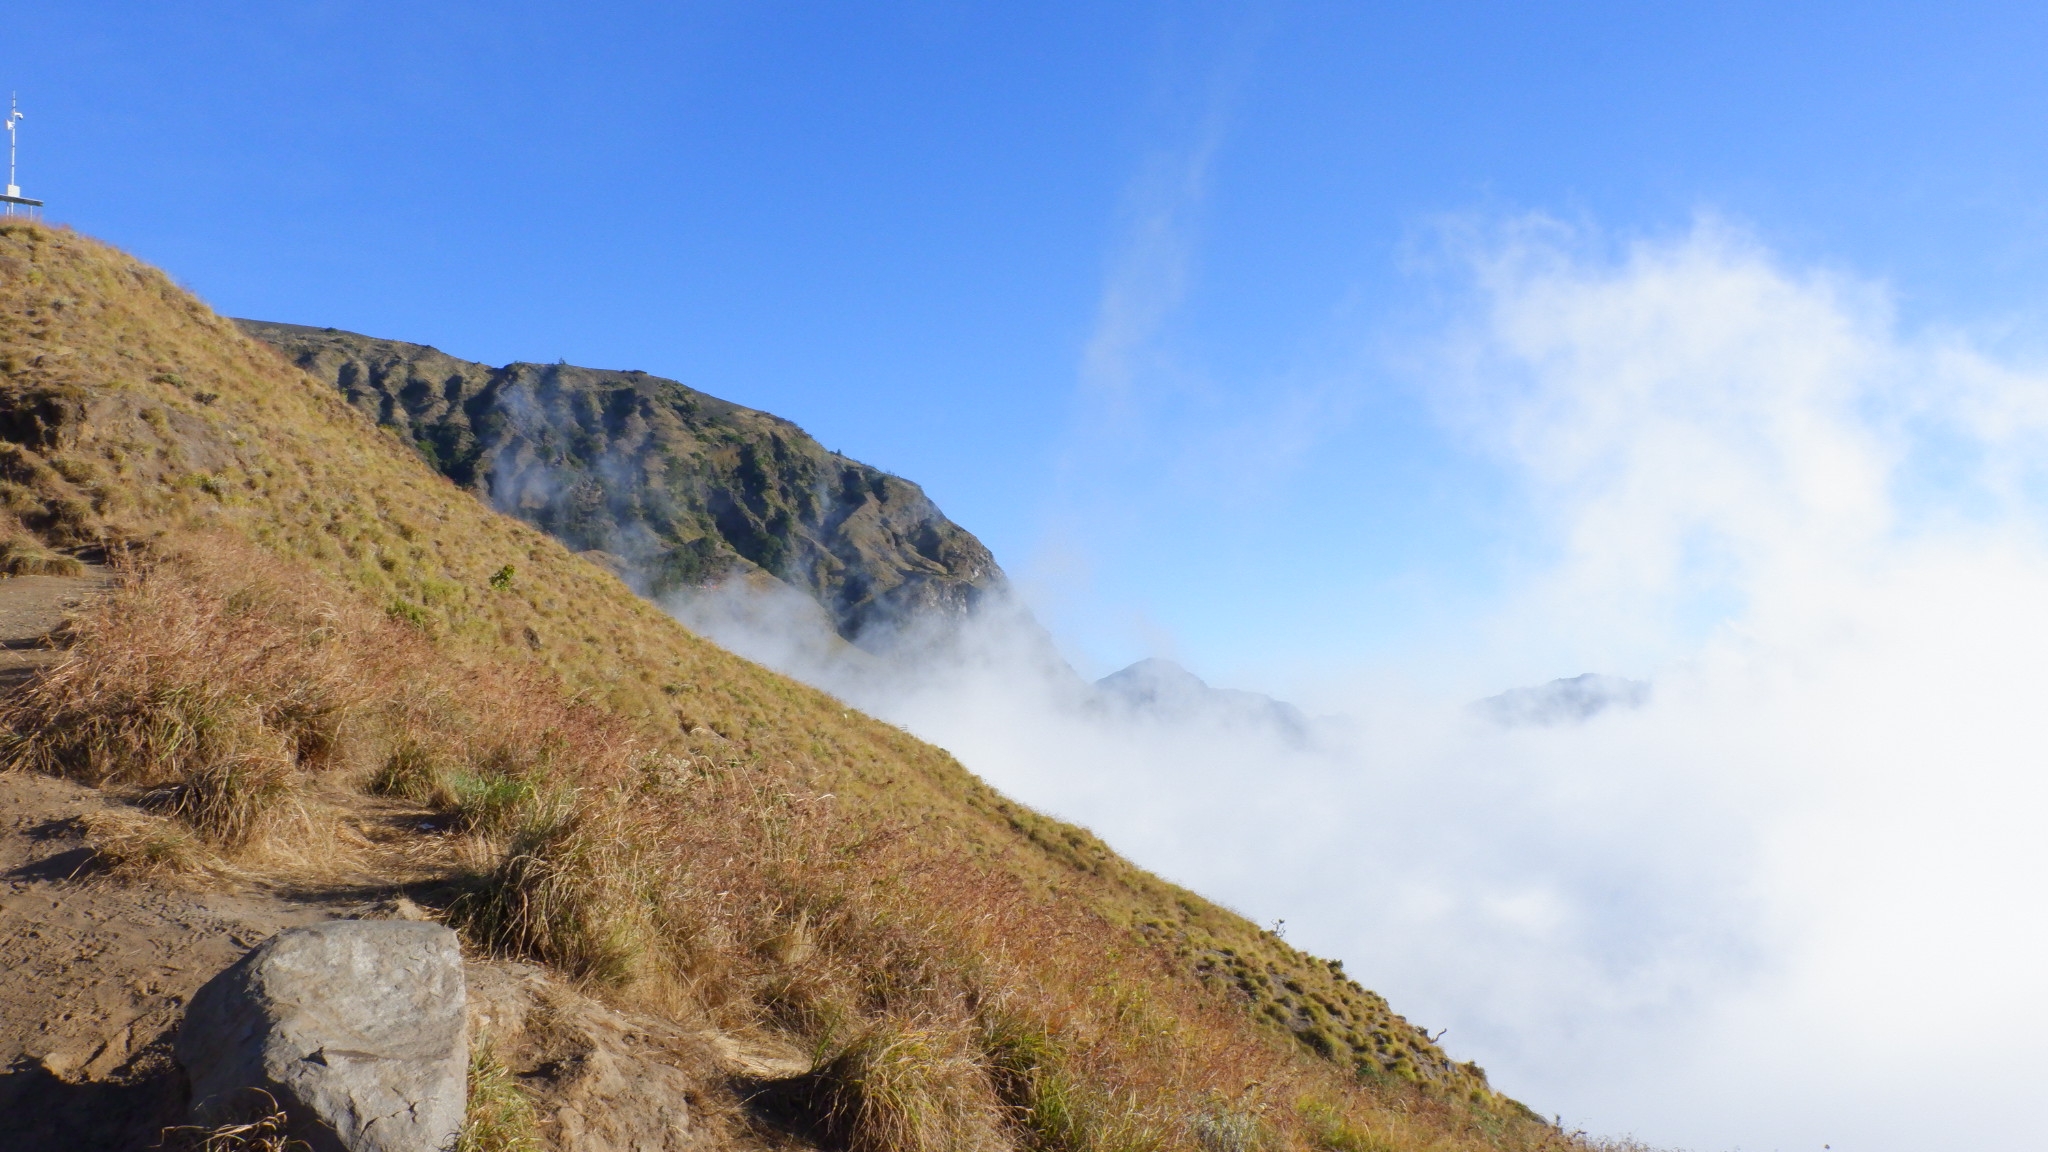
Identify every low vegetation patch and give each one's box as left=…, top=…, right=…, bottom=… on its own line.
left=0, top=533, right=84, bottom=575
left=805, top=1018, right=1009, bottom=1152
left=459, top=1039, right=542, bottom=1152
left=76, top=805, right=221, bottom=879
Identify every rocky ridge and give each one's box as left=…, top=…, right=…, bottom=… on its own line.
left=238, top=320, right=1002, bottom=652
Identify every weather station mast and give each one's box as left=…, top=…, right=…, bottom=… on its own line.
left=2, top=94, right=43, bottom=218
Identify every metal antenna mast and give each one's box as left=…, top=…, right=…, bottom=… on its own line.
left=3, top=94, right=44, bottom=217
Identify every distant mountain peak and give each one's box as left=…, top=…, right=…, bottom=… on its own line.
left=1475, top=673, right=1651, bottom=728
left=1095, top=657, right=1312, bottom=741
left=1094, top=656, right=1210, bottom=704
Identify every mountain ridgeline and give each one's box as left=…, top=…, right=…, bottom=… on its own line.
left=237, top=320, right=1000, bottom=651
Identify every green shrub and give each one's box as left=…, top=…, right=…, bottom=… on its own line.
left=1190, top=1106, right=1266, bottom=1152
left=387, top=598, right=432, bottom=629
left=450, top=771, right=537, bottom=834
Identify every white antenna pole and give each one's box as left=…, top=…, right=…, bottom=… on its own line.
left=5, top=94, right=19, bottom=216
left=1, top=94, right=39, bottom=217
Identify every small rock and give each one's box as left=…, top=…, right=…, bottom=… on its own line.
left=178, top=921, right=468, bottom=1152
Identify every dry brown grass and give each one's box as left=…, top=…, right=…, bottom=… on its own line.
left=76, top=805, right=222, bottom=879
left=0, top=220, right=1590, bottom=1152
left=806, top=1018, right=1011, bottom=1152
left=0, top=534, right=83, bottom=575
left=2, top=534, right=1568, bottom=1152
left=0, top=548, right=360, bottom=854
left=159, top=1090, right=304, bottom=1152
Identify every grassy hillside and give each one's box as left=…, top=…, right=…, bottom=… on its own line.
left=0, top=221, right=1565, bottom=1152
left=238, top=318, right=1003, bottom=650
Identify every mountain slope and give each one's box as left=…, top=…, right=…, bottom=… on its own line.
left=237, top=319, right=1000, bottom=652
left=0, top=222, right=1555, bottom=1151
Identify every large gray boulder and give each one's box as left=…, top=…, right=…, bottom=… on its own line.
left=178, top=920, right=469, bottom=1152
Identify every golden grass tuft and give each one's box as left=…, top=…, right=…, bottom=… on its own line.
left=158, top=732, right=300, bottom=848
left=982, top=1010, right=1168, bottom=1152
left=0, top=556, right=366, bottom=789
left=0, top=551, right=362, bottom=852
left=77, top=805, right=221, bottom=879
left=807, top=1018, right=1009, bottom=1152
left=446, top=790, right=655, bottom=987
left=0, top=534, right=84, bottom=575
left=1298, top=1099, right=1405, bottom=1152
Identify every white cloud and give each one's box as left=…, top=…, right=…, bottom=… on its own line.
left=669, top=218, right=2048, bottom=1152
left=1384, top=219, right=2048, bottom=1149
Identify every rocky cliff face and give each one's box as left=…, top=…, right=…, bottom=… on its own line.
left=239, top=321, right=1002, bottom=651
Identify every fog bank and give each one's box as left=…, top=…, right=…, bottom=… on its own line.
left=669, top=220, right=2048, bottom=1152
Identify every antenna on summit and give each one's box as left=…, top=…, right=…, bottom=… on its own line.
left=3, top=94, right=44, bottom=218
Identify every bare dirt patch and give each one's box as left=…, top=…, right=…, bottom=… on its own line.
left=0, top=771, right=346, bottom=1148
left=0, top=566, right=113, bottom=689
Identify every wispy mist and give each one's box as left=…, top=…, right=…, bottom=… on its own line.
left=665, top=219, right=2048, bottom=1152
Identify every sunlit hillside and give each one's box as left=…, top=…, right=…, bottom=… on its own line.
left=0, top=220, right=1566, bottom=1151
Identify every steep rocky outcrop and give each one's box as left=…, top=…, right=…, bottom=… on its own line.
left=238, top=320, right=1001, bottom=651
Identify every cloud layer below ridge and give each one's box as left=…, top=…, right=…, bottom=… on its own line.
left=670, top=220, right=2048, bottom=1152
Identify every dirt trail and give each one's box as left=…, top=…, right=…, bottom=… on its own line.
left=0, top=566, right=114, bottom=689
left=0, top=772, right=350, bottom=1147
left=0, top=572, right=809, bottom=1150
left=0, top=568, right=351, bottom=1145
left=0, top=572, right=418, bottom=1145
left=0, top=770, right=808, bottom=1150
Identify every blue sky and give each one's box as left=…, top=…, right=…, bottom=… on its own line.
left=13, top=2, right=2048, bottom=684
left=18, top=8, right=2048, bottom=1149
